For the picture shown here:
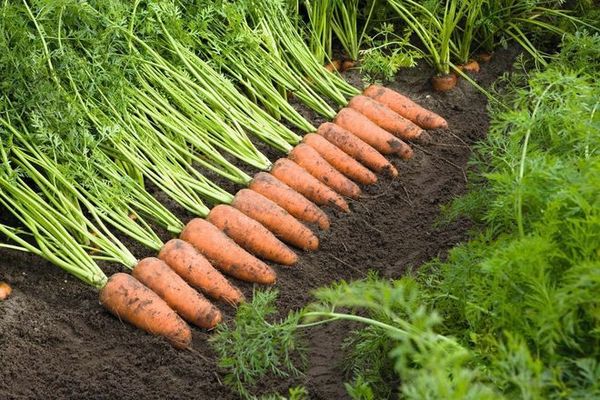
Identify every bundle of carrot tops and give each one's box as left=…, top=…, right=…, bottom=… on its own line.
left=0, top=0, right=447, bottom=348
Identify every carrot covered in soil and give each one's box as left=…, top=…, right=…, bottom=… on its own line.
left=302, top=133, right=377, bottom=185
left=270, top=159, right=349, bottom=212
left=207, top=205, right=298, bottom=265
left=232, top=189, right=318, bottom=251
left=249, top=172, right=330, bottom=230
left=363, top=85, right=448, bottom=130
left=0, top=281, right=12, bottom=300
left=159, top=239, right=244, bottom=306
left=334, top=108, right=413, bottom=160
left=348, top=95, right=424, bottom=140
left=288, top=144, right=361, bottom=199
left=132, top=257, right=222, bottom=330
left=317, top=123, right=398, bottom=177
left=99, top=273, right=192, bottom=349
left=180, top=218, right=277, bottom=285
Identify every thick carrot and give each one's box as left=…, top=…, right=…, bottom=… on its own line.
left=348, top=95, right=424, bottom=140
left=289, top=144, right=361, bottom=199
left=334, top=108, right=413, bottom=160
left=99, top=273, right=192, bottom=349
left=180, top=218, right=277, bottom=285
left=159, top=239, right=244, bottom=306
left=324, top=59, right=342, bottom=72
left=0, top=281, right=12, bottom=300
left=363, top=85, right=448, bottom=130
left=317, top=123, right=398, bottom=177
left=249, top=172, right=330, bottom=230
left=132, top=257, right=221, bottom=330
left=232, top=189, right=318, bottom=251
left=207, top=205, right=297, bottom=265
left=270, top=159, right=349, bottom=212
left=302, top=133, right=377, bottom=185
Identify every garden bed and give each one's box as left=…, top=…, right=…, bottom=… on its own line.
left=0, top=47, right=518, bottom=400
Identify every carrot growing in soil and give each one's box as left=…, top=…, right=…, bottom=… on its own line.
left=270, top=159, right=349, bottom=212
left=207, top=205, right=298, bottom=265
left=132, top=257, right=222, bottom=329
left=232, top=189, right=318, bottom=251
left=288, top=144, right=361, bottom=199
left=249, top=172, right=330, bottom=230
left=363, top=85, right=448, bottom=130
left=317, top=123, right=398, bottom=177
left=302, top=133, right=377, bottom=185
left=180, top=218, right=277, bottom=285
left=100, top=273, right=192, bottom=349
left=0, top=281, right=12, bottom=300
left=348, top=95, right=425, bottom=140
left=159, top=239, right=244, bottom=305
left=334, top=108, right=414, bottom=160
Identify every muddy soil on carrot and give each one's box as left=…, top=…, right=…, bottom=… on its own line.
left=0, top=48, right=518, bottom=399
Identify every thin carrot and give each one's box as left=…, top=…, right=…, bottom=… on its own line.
left=99, top=273, right=192, bottom=349
left=180, top=218, right=277, bottom=285
left=270, top=159, right=349, bottom=212
left=317, top=122, right=398, bottom=177
left=132, top=257, right=222, bottom=330
left=334, top=108, right=413, bottom=160
left=302, top=133, right=377, bottom=185
left=363, top=85, right=448, bottom=130
left=249, top=172, right=330, bottom=230
left=232, top=189, right=318, bottom=251
left=159, top=239, right=244, bottom=306
left=348, top=95, right=424, bottom=140
left=207, top=205, right=298, bottom=265
left=289, top=144, right=361, bottom=199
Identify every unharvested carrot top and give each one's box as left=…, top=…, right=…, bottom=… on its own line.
left=232, top=189, right=318, bottom=251
left=0, top=281, right=12, bottom=301
left=249, top=172, right=330, bottom=230
left=132, top=257, right=222, bottom=330
left=363, top=85, right=448, bottom=130
left=289, top=144, right=361, bottom=199
left=99, top=273, right=192, bottom=349
left=180, top=218, right=277, bottom=285
left=334, top=108, right=413, bottom=160
left=207, top=204, right=298, bottom=266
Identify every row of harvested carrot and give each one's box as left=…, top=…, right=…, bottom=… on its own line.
left=98, top=84, right=448, bottom=348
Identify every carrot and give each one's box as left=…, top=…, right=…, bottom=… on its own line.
left=348, top=95, right=424, bottom=140
left=289, top=144, right=361, bottom=199
left=270, top=159, right=349, bottom=212
left=132, top=257, right=222, bottom=330
left=99, top=273, right=192, bottom=349
left=180, top=218, right=277, bottom=285
left=232, top=189, right=318, bottom=251
left=249, top=172, right=330, bottom=230
left=324, top=59, right=342, bottom=72
left=207, top=204, right=297, bottom=265
left=302, top=133, right=377, bottom=185
left=159, top=239, right=244, bottom=306
left=317, top=122, right=398, bottom=177
left=0, top=281, right=12, bottom=300
left=334, top=108, right=413, bottom=160
left=363, top=85, right=448, bottom=129
left=342, top=60, right=356, bottom=71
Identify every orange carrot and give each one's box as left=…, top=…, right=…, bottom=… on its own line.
left=99, top=273, right=192, bottom=349
left=207, top=204, right=297, bottom=265
left=289, top=144, right=361, bottom=199
left=324, top=59, right=342, bottom=72
left=0, top=281, right=12, bottom=300
left=249, top=172, right=330, bottom=230
left=348, top=95, right=424, bottom=140
left=132, top=257, right=222, bottom=330
left=270, top=159, right=349, bottom=212
left=317, top=122, right=398, bottom=177
left=302, top=133, right=377, bottom=185
left=159, top=239, right=244, bottom=306
left=363, top=85, right=448, bottom=129
left=180, top=218, right=277, bottom=285
left=342, top=60, right=356, bottom=71
left=232, top=189, right=318, bottom=251
left=334, top=108, right=413, bottom=160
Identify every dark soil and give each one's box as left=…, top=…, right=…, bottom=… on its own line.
left=0, top=47, right=519, bottom=400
